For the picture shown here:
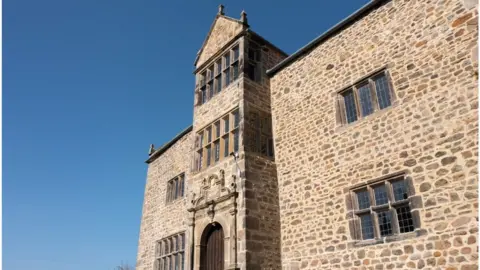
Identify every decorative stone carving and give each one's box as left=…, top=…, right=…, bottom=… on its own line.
left=189, top=169, right=237, bottom=211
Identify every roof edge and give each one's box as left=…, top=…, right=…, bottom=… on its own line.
left=247, top=29, right=289, bottom=58
left=145, top=125, right=193, bottom=164
left=266, top=0, right=388, bottom=77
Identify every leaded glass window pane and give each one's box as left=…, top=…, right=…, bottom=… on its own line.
left=214, top=141, right=220, bottom=162
left=179, top=175, right=184, bottom=197
left=174, top=179, right=178, bottom=199
left=214, top=122, right=220, bottom=138
left=374, top=74, right=392, bottom=109
left=216, top=74, right=222, bottom=93
left=224, top=136, right=229, bottom=157
left=232, top=62, right=239, bottom=80
left=342, top=89, right=358, bottom=123
left=397, top=205, right=415, bottom=233
left=206, top=146, right=211, bottom=166
left=225, top=67, right=230, bottom=87
left=233, top=46, right=239, bottom=61
left=198, top=150, right=203, bottom=170
left=206, top=127, right=212, bottom=143
left=224, top=118, right=230, bottom=133
left=392, top=180, right=408, bottom=201
left=358, top=84, right=374, bottom=116
left=202, top=89, right=207, bottom=104
left=378, top=211, right=393, bottom=236
left=373, top=185, right=388, bottom=205
left=360, top=214, right=374, bottom=239
left=233, top=130, right=239, bottom=152
left=233, top=110, right=240, bottom=127
left=356, top=189, right=370, bottom=209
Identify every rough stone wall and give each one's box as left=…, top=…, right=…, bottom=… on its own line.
left=136, top=132, right=194, bottom=270
left=241, top=40, right=287, bottom=270
left=269, top=0, right=478, bottom=269
left=196, top=16, right=244, bottom=68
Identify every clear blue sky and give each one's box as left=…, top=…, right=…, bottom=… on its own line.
left=4, top=0, right=369, bottom=269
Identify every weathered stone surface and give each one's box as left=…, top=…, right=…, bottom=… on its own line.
left=137, top=1, right=479, bottom=270
left=268, top=0, right=478, bottom=269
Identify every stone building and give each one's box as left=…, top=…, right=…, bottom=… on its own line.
left=136, top=1, right=478, bottom=269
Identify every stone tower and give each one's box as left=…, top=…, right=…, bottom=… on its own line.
left=136, top=6, right=287, bottom=270
left=188, top=6, right=287, bottom=270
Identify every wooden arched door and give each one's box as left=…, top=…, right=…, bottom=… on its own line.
left=200, top=223, right=224, bottom=270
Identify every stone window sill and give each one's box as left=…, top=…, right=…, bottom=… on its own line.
left=335, top=101, right=400, bottom=135
left=349, top=228, right=427, bottom=248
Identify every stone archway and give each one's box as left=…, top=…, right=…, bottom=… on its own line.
left=200, top=223, right=224, bottom=270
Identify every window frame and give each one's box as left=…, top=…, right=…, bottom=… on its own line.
left=166, top=173, right=185, bottom=203
left=195, top=108, right=240, bottom=171
left=155, top=232, right=186, bottom=270
left=347, top=173, right=420, bottom=244
left=196, top=43, right=240, bottom=106
left=336, top=69, right=396, bottom=125
left=245, top=40, right=262, bottom=83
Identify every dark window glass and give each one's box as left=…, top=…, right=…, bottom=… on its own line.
left=378, top=211, right=393, bottom=236
left=392, top=180, right=408, bottom=201
left=397, top=205, right=415, bottom=233
left=233, top=130, right=239, bottom=152
left=247, top=62, right=256, bottom=81
left=225, top=67, right=230, bottom=87
left=267, top=138, right=274, bottom=157
left=180, top=175, right=184, bottom=197
left=224, top=118, right=230, bottom=133
left=360, top=214, right=374, bottom=240
left=214, top=141, right=220, bottom=162
left=174, top=179, right=178, bottom=199
left=233, top=46, right=239, bottom=61
left=225, top=53, right=230, bottom=66
left=224, top=136, right=229, bottom=157
left=201, top=72, right=207, bottom=86
left=208, top=81, right=214, bottom=99
left=164, top=258, right=167, bottom=270
left=233, top=111, right=240, bottom=127
left=215, top=122, right=220, bottom=138
left=358, top=84, right=374, bottom=116
left=216, top=74, right=222, bottom=93
left=199, top=133, right=204, bottom=148
left=356, top=190, right=370, bottom=209
left=207, top=128, right=212, bottom=143
left=232, top=62, right=239, bottom=80
left=342, top=89, right=358, bottom=123
left=201, top=89, right=207, bottom=104
left=198, top=151, right=203, bottom=170
left=209, top=67, right=214, bottom=80
left=181, top=253, right=184, bottom=270
left=375, top=74, right=392, bottom=109
left=216, top=60, right=222, bottom=75
left=206, top=146, right=211, bottom=166
left=373, top=185, right=388, bottom=205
